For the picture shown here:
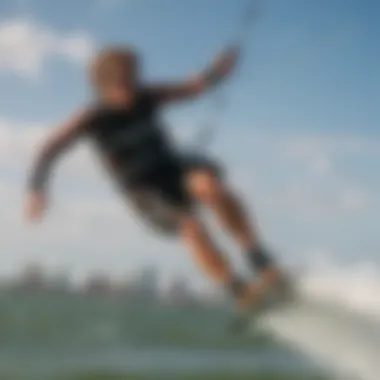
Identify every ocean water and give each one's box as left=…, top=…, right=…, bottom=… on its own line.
left=1, top=259, right=380, bottom=380
left=0, top=292, right=328, bottom=380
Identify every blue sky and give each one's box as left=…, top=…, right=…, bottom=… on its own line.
left=0, top=0, right=379, bottom=287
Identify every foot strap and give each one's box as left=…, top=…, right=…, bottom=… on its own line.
left=247, top=246, right=273, bottom=272
left=225, top=277, right=247, bottom=298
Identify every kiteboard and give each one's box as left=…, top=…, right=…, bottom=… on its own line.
left=227, top=274, right=296, bottom=333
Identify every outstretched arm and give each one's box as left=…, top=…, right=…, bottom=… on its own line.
left=147, top=46, right=239, bottom=104
left=27, top=109, right=90, bottom=193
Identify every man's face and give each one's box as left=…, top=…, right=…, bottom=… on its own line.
left=102, top=60, right=140, bottom=102
left=112, top=58, right=139, bottom=88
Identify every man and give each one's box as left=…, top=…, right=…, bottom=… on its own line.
left=25, top=45, right=281, bottom=311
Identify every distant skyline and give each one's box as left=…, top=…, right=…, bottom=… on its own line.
left=1, top=259, right=204, bottom=303
left=0, top=0, right=379, bottom=289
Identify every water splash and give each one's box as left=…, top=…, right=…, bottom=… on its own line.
left=255, top=259, right=380, bottom=380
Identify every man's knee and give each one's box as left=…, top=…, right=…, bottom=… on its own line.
left=178, top=215, right=205, bottom=241
left=186, top=169, right=226, bottom=205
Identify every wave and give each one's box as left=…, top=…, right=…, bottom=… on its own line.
left=255, top=258, right=380, bottom=380
left=46, top=371, right=329, bottom=380
left=299, top=258, right=380, bottom=321
left=0, top=296, right=270, bottom=349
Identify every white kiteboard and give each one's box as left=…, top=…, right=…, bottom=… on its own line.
left=228, top=274, right=297, bottom=333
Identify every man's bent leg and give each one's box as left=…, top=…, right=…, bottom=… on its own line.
left=178, top=214, right=259, bottom=309
left=186, top=168, right=262, bottom=251
left=185, top=168, right=281, bottom=288
left=119, top=162, right=261, bottom=308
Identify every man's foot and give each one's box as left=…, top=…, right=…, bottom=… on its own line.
left=237, top=267, right=292, bottom=311
left=227, top=270, right=291, bottom=334
left=227, top=282, right=266, bottom=333
left=246, top=247, right=292, bottom=298
left=258, top=267, right=296, bottom=312
left=235, top=281, right=264, bottom=310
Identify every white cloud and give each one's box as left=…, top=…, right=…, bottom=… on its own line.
left=340, top=188, right=371, bottom=213
left=0, top=119, right=102, bottom=182
left=0, top=19, right=95, bottom=77
left=0, top=165, right=196, bottom=284
left=217, top=129, right=379, bottom=221
left=260, top=182, right=372, bottom=220
left=0, top=118, right=204, bottom=284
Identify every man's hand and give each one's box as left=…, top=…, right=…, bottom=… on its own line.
left=146, top=46, right=240, bottom=104
left=24, top=108, right=89, bottom=225
left=210, top=46, right=240, bottom=81
left=24, top=190, right=47, bottom=223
